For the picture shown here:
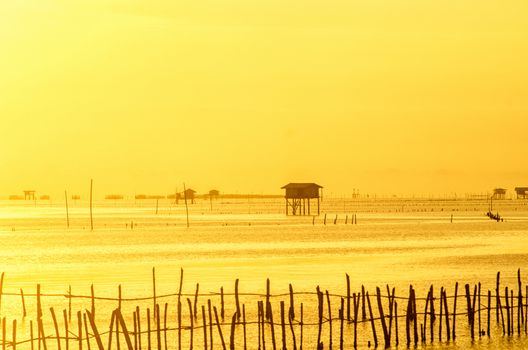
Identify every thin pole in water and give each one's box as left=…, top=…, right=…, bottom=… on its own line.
left=90, top=179, right=94, bottom=231
left=65, top=190, right=70, bottom=228
left=183, top=183, right=190, bottom=228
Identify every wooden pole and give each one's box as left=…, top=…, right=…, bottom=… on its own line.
left=299, top=303, right=303, bottom=350
left=50, top=307, right=61, bottom=350
left=83, top=313, right=91, bottom=350
left=235, top=280, right=241, bottom=322
left=63, top=310, right=69, bottom=350
left=183, top=183, right=190, bottom=228
left=339, top=298, right=344, bottom=350
left=12, top=319, right=16, bottom=350
left=20, top=289, right=27, bottom=318
left=375, top=287, right=389, bottom=348
left=164, top=303, right=168, bottom=350
left=194, top=284, right=199, bottom=320
left=268, top=303, right=276, bottom=350
left=208, top=300, right=213, bottom=350
left=146, top=308, right=152, bottom=350
left=177, top=301, right=181, bottom=350
left=280, top=301, right=286, bottom=350
left=136, top=307, right=142, bottom=350
left=90, top=179, right=93, bottom=231
left=155, top=304, right=161, bottom=350
left=65, top=190, right=70, bottom=228
left=221, top=287, right=225, bottom=321
left=496, top=272, right=500, bottom=323
left=187, top=300, right=193, bottom=350
left=152, top=268, right=157, bottom=327
left=242, top=304, right=247, bottom=350
left=86, top=310, right=104, bottom=350
left=346, top=275, right=351, bottom=321
left=452, top=282, right=458, bottom=340
left=202, top=306, right=208, bottom=350
left=366, top=292, right=378, bottom=348
left=213, top=307, right=226, bottom=350
left=487, top=290, right=491, bottom=337
left=229, top=313, right=236, bottom=350
left=78, top=311, right=83, bottom=350
left=316, top=287, right=322, bottom=349
left=325, top=290, right=332, bottom=350
left=289, top=284, right=295, bottom=321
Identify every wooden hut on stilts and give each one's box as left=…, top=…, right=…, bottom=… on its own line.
left=281, top=183, right=323, bottom=216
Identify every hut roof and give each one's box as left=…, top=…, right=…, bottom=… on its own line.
left=281, top=183, right=323, bottom=189
left=515, top=187, right=528, bottom=192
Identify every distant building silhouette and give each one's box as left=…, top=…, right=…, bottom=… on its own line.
left=281, top=183, right=322, bottom=216
left=183, top=188, right=196, bottom=204
left=492, top=188, right=507, bottom=200
left=515, top=187, right=528, bottom=199
left=23, top=190, right=36, bottom=200
left=209, top=189, right=220, bottom=200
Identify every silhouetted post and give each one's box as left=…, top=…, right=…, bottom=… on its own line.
left=266, top=280, right=271, bottom=321
left=325, top=290, right=332, bottom=350
left=183, top=183, right=190, bottom=228
left=361, top=286, right=366, bottom=320
left=268, top=302, right=277, bottom=350
left=394, top=302, right=399, bottom=346
left=136, top=307, right=142, bottom=350
left=316, top=287, right=323, bottom=348
left=346, top=275, right=351, bottom=321
left=289, top=284, right=295, bottom=321
left=147, top=308, right=152, bottom=350
left=487, top=290, right=491, bottom=337
left=208, top=300, right=213, bottom=350
left=83, top=313, right=91, bottom=350
left=235, top=280, right=241, bottom=322
left=156, top=199, right=159, bottom=215
left=187, top=299, right=193, bottom=350
left=202, top=305, right=208, bottom=350
left=505, top=287, right=510, bottom=336
left=353, top=293, right=359, bottom=348
left=213, top=307, right=226, bottom=350
left=366, top=292, right=378, bottom=348
left=194, top=284, right=200, bottom=320
left=63, top=309, right=69, bottom=350
left=439, top=288, right=443, bottom=342
left=177, top=301, right=182, bottom=350
left=478, top=283, right=481, bottom=337
left=229, top=313, right=236, bottom=350
left=375, top=287, right=389, bottom=348
left=78, top=311, right=83, bottom=350
left=221, top=287, right=225, bottom=321
left=299, top=303, right=303, bottom=350
left=65, top=190, right=70, bottom=228
left=90, top=179, right=94, bottom=231
left=242, top=304, right=247, bottom=350
left=518, top=269, right=523, bottom=334
left=12, top=319, right=16, bottom=350
left=91, top=285, right=95, bottom=319
left=20, top=289, right=26, bottom=318
left=443, top=289, right=450, bottom=341
left=69, top=285, right=72, bottom=323
left=496, top=272, right=500, bottom=323
left=86, top=310, right=104, bottom=350
left=339, top=298, right=344, bottom=350
left=280, top=301, right=286, bottom=350
left=452, top=282, right=458, bottom=340
left=50, top=307, right=61, bottom=350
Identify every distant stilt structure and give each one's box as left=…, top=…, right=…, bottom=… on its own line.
left=23, top=190, right=36, bottom=200
left=281, top=183, right=323, bottom=216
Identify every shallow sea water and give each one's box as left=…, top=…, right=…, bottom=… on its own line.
left=0, top=197, right=527, bottom=349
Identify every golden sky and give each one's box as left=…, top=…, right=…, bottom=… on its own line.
left=1, top=1, right=527, bottom=197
